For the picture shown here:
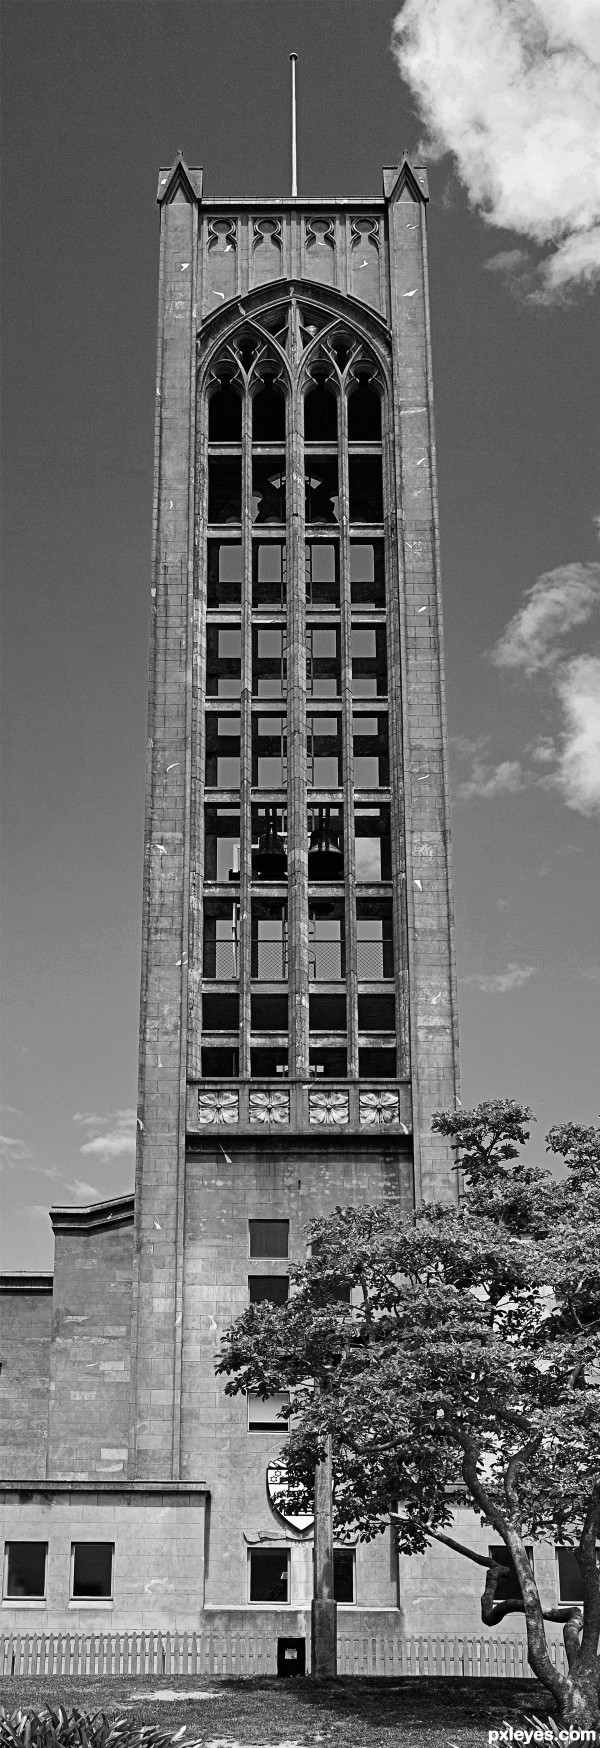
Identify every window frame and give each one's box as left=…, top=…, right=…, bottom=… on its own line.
left=3, top=1540, right=48, bottom=1603
left=70, top=1541, right=115, bottom=1603
left=248, top=1545, right=291, bottom=1606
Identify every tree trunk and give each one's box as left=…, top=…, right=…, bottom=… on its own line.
left=555, top=1671, right=600, bottom=1732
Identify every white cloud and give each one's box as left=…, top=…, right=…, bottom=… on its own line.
left=63, top=1179, right=102, bottom=1200
left=461, top=963, right=537, bottom=994
left=75, top=1108, right=137, bottom=1165
left=491, top=564, right=600, bottom=675
left=554, top=654, right=600, bottom=813
left=456, top=757, right=528, bottom=800
left=0, top=1134, right=32, bottom=1170
left=392, top=0, right=600, bottom=297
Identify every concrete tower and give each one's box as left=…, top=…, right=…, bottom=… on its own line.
left=130, top=150, right=459, bottom=1603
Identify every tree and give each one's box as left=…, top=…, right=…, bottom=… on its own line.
left=217, top=1102, right=600, bottom=1729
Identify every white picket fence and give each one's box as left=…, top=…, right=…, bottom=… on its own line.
left=0, top=1630, right=568, bottom=1680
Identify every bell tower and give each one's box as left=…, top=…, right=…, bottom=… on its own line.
left=129, top=153, right=459, bottom=1617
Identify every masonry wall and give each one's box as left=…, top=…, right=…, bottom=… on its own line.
left=0, top=1289, right=52, bottom=1480
left=398, top=1508, right=567, bottom=1653
left=180, top=1133, right=411, bottom=1610
left=47, top=1224, right=133, bottom=1480
left=0, top=1490, right=206, bottom=1633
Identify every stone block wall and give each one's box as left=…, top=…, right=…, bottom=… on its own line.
left=47, top=1215, right=133, bottom=1479
left=0, top=1283, right=52, bottom=1479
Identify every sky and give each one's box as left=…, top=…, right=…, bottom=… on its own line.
left=1, top=0, right=599, bottom=1271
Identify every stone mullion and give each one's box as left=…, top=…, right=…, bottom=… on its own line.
left=187, top=375, right=207, bottom=1080
left=239, top=387, right=253, bottom=1080
left=383, top=401, right=410, bottom=1081
left=287, top=372, right=309, bottom=1080
left=338, top=381, right=358, bottom=1081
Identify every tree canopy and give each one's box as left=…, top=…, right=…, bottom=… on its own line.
left=217, top=1101, right=600, bottom=1726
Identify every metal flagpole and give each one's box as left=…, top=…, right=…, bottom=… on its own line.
left=290, top=54, right=298, bottom=196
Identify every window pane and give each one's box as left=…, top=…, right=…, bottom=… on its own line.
left=355, top=807, right=391, bottom=881
left=5, top=1542, right=47, bottom=1598
left=305, top=462, right=339, bottom=525
left=247, top=1389, right=290, bottom=1430
left=252, top=461, right=286, bottom=524
left=249, top=1276, right=289, bottom=1306
left=204, top=807, right=240, bottom=882
left=253, top=381, right=286, bottom=443
left=201, top=1047, right=239, bottom=1077
left=348, top=458, right=383, bottom=523
left=207, top=627, right=242, bottom=697
left=305, top=542, right=339, bottom=605
left=249, top=1548, right=289, bottom=1602
left=557, top=1549, right=583, bottom=1602
left=489, top=1546, right=533, bottom=1601
left=250, top=1220, right=289, bottom=1257
left=333, top=1550, right=355, bottom=1603
left=208, top=460, right=242, bottom=523
left=350, top=540, right=385, bottom=606
left=205, top=717, right=241, bottom=790
left=209, top=382, right=242, bottom=443
left=207, top=541, right=242, bottom=607
left=72, top=1543, right=113, bottom=1599
left=253, top=542, right=286, bottom=606
left=353, top=715, right=389, bottom=787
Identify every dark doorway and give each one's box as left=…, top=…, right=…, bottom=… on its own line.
left=277, top=1637, right=306, bottom=1678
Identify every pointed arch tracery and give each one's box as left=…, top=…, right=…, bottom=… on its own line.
left=194, top=283, right=402, bottom=1091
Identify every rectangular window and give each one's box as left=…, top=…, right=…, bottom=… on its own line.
left=205, top=715, right=241, bottom=790
left=201, top=1047, right=239, bottom=1077
left=353, top=715, right=389, bottom=788
left=204, top=807, right=241, bottom=884
left=252, top=460, right=286, bottom=525
left=357, top=993, right=395, bottom=1033
left=309, top=910, right=345, bottom=982
left=207, top=626, right=242, bottom=698
left=355, top=806, right=391, bottom=882
left=202, top=993, right=240, bottom=1032
left=350, top=540, right=385, bottom=607
left=309, top=993, right=347, bottom=1031
left=247, top=1390, right=290, bottom=1432
left=305, top=541, right=339, bottom=606
left=251, top=993, right=288, bottom=1032
left=488, top=1546, right=534, bottom=1602
left=253, top=627, right=287, bottom=699
left=333, top=1549, right=356, bottom=1603
left=249, top=1548, right=290, bottom=1603
left=307, top=627, right=341, bottom=697
left=253, top=542, right=286, bottom=607
left=307, top=715, right=342, bottom=788
left=356, top=904, right=394, bottom=979
left=203, top=900, right=240, bottom=980
left=208, top=459, right=242, bottom=524
left=249, top=1219, right=289, bottom=1257
left=252, top=716, right=287, bottom=789
left=251, top=903, right=287, bottom=981
left=351, top=626, right=387, bottom=697
left=309, top=1046, right=347, bottom=1078
left=348, top=457, right=383, bottom=524
left=4, top=1542, right=47, bottom=1599
left=249, top=1276, right=289, bottom=1306
left=251, top=1047, right=288, bottom=1078
left=251, top=805, right=287, bottom=882
left=71, top=1543, right=114, bottom=1600
left=358, top=1046, right=396, bottom=1079
left=556, top=1549, right=584, bottom=1602
left=305, top=461, right=339, bottom=525
left=207, top=540, right=242, bottom=608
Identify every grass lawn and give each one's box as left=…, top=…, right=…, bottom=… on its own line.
left=0, top=1674, right=557, bottom=1747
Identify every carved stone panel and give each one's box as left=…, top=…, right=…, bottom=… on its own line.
left=249, top=1090, right=290, bottom=1126
left=351, top=218, right=381, bottom=309
left=359, top=1089, right=401, bottom=1127
left=309, top=1090, right=349, bottom=1126
left=304, top=218, right=336, bottom=287
left=197, top=1089, right=239, bottom=1126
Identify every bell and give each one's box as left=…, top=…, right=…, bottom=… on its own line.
left=252, top=810, right=287, bottom=880
left=308, top=808, right=344, bottom=881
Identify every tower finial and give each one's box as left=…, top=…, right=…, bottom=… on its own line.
left=290, top=54, right=298, bottom=197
